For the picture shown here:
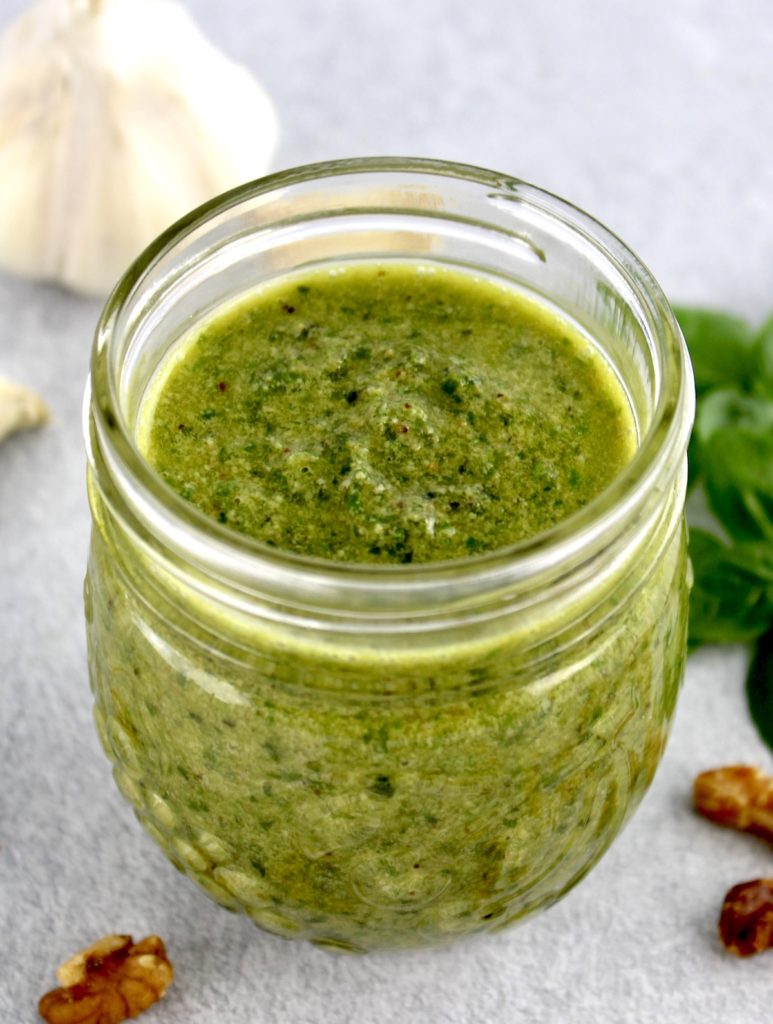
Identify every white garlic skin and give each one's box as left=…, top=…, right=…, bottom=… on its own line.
left=0, top=376, right=48, bottom=442
left=0, top=0, right=279, bottom=296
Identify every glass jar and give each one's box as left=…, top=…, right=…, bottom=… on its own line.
left=84, top=157, right=694, bottom=952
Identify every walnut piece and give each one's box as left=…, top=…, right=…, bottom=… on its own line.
left=718, top=879, right=773, bottom=956
left=39, top=934, right=173, bottom=1024
left=693, top=765, right=773, bottom=844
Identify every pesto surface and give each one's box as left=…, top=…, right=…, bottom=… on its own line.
left=141, top=264, right=635, bottom=562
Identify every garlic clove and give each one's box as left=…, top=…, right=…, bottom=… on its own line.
left=0, top=376, right=49, bottom=443
left=0, top=0, right=279, bottom=296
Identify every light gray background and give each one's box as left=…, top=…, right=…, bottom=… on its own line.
left=2, top=1, right=773, bottom=1021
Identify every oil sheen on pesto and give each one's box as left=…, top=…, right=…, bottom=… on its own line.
left=141, top=263, right=636, bottom=562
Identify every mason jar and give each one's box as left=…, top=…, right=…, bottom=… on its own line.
left=84, top=157, right=694, bottom=952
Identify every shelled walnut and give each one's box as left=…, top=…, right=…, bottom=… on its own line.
left=718, top=880, right=773, bottom=957
left=693, top=765, right=773, bottom=844
left=38, top=934, right=173, bottom=1024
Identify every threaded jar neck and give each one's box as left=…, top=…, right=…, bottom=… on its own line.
left=86, top=157, right=694, bottom=635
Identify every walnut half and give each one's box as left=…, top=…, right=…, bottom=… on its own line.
left=693, top=765, right=773, bottom=844
left=39, top=934, right=173, bottom=1024
left=718, top=879, right=773, bottom=957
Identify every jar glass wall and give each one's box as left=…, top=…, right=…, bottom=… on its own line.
left=84, top=158, right=694, bottom=951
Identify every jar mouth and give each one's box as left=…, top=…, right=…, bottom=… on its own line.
left=86, top=156, right=694, bottom=614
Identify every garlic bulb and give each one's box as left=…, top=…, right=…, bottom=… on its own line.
left=0, top=377, right=48, bottom=443
left=0, top=0, right=278, bottom=296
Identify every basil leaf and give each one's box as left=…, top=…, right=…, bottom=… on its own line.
left=686, top=430, right=702, bottom=491
left=677, top=305, right=773, bottom=735
left=695, top=389, right=773, bottom=444
left=703, top=437, right=773, bottom=541
left=753, top=314, right=773, bottom=400
left=694, top=391, right=773, bottom=541
left=688, top=528, right=773, bottom=646
left=674, top=307, right=756, bottom=394
left=746, top=627, right=773, bottom=754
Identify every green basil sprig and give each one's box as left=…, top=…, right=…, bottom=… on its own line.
left=675, top=307, right=773, bottom=750
left=747, top=626, right=773, bottom=754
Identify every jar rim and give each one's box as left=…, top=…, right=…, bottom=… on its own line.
left=86, top=156, right=694, bottom=613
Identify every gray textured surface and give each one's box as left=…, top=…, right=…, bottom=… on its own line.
left=2, top=1, right=773, bottom=1022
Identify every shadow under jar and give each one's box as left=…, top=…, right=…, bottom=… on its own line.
left=84, top=157, right=694, bottom=952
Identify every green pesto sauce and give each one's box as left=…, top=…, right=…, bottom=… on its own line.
left=86, top=261, right=688, bottom=952
left=141, top=263, right=635, bottom=561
